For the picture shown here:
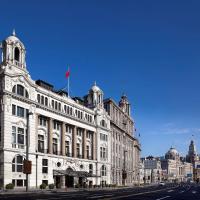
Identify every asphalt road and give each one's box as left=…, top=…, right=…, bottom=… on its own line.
left=0, top=183, right=200, bottom=200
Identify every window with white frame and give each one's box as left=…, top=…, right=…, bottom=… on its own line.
left=12, top=85, right=29, bottom=98
left=100, top=147, right=107, bottom=159
left=12, top=155, right=24, bottom=172
left=38, top=135, right=44, bottom=153
left=101, top=165, right=107, bottom=176
left=65, top=141, right=70, bottom=156
left=39, top=117, right=47, bottom=127
left=12, top=126, right=25, bottom=149
left=42, top=159, right=48, bottom=174
left=77, top=129, right=83, bottom=137
left=53, top=121, right=61, bottom=130
left=12, top=105, right=28, bottom=118
left=66, top=125, right=73, bottom=134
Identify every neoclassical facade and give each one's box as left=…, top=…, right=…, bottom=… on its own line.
left=161, top=147, right=193, bottom=182
left=104, top=95, right=141, bottom=186
left=0, top=31, right=140, bottom=189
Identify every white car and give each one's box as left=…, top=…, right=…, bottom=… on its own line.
left=159, top=182, right=165, bottom=186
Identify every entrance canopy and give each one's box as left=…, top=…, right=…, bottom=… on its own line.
left=53, top=169, right=99, bottom=178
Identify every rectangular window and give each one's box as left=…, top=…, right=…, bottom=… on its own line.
left=100, top=147, right=103, bottom=158
left=17, top=128, right=24, bottom=145
left=17, top=85, right=24, bottom=97
left=16, top=179, right=23, bottom=187
left=76, top=143, right=80, bottom=157
left=42, top=159, right=48, bottom=174
left=38, top=135, right=44, bottom=153
left=42, top=180, right=48, bottom=185
left=86, top=145, right=90, bottom=159
left=17, top=106, right=24, bottom=118
left=53, top=138, right=58, bottom=154
left=89, top=164, right=93, bottom=174
left=12, top=105, right=16, bottom=115
left=12, top=126, right=16, bottom=144
left=65, top=141, right=70, bottom=156
left=39, top=117, right=47, bottom=127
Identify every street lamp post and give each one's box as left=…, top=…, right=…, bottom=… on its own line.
left=26, top=110, right=33, bottom=192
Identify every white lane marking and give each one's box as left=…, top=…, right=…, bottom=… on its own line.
left=179, top=190, right=184, bottom=193
left=167, top=190, right=174, bottom=193
left=88, top=194, right=113, bottom=199
left=156, top=196, right=171, bottom=200
left=103, top=186, right=178, bottom=200
left=192, top=190, right=197, bottom=194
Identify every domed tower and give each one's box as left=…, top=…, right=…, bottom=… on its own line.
left=119, top=94, right=131, bottom=116
left=165, top=147, right=180, bottom=161
left=186, top=140, right=199, bottom=164
left=87, top=82, right=104, bottom=109
left=1, top=30, right=26, bottom=70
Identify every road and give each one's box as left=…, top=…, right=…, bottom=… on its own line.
left=0, top=183, right=200, bottom=200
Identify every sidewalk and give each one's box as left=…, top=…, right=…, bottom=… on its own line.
left=0, top=185, right=138, bottom=195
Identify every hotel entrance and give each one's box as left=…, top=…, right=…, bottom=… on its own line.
left=65, top=175, right=74, bottom=187
left=53, top=168, right=97, bottom=188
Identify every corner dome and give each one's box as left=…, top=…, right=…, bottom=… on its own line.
left=5, top=30, right=25, bottom=48
left=90, top=82, right=102, bottom=93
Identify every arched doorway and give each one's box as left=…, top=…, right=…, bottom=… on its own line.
left=65, top=167, right=74, bottom=187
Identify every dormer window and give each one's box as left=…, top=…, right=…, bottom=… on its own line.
left=12, top=84, right=29, bottom=98
left=14, top=47, right=20, bottom=62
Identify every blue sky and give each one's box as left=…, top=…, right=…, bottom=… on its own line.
left=1, top=0, right=200, bottom=157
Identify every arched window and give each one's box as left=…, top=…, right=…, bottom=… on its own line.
left=12, top=155, right=24, bottom=172
left=100, top=120, right=107, bottom=128
left=101, top=165, right=107, bottom=176
left=14, top=47, right=20, bottom=62
left=12, top=84, right=29, bottom=98
left=41, top=96, right=44, bottom=105
left=45, top=97, right=48, bottom=106
left=52, top=100, right=54, bottom=108
left=37, top=94, right=40, bottom=103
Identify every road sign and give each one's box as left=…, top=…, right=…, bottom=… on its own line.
left=23, top=160, right=32, bottom=174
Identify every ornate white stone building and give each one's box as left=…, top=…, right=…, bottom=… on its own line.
left=0, top=31, right=140, bottom=189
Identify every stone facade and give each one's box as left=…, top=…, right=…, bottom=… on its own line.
left=161, top=147, right=193, bottom=182
left=0, top=31, right=140, bottom=189
left=104, top=96, right=141, bottom=186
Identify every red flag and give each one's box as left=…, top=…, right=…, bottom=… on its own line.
left=66, top=69, right=70, bottom=78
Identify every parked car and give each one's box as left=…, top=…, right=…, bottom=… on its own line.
left=159, top=182, right=165, bottom=186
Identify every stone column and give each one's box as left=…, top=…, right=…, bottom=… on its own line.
left=60, top=176, right=66, bottom=189
left=83, top=129, right=87, bottom=159
left=72, top=126, right=77, bottom=158
left=35, top=114, right=39, bottom=151
left=61, top=123, right=65, bottom=156
left=92, top=132, right=96, bottom=160
left=48, top=118, right=53, bottom=154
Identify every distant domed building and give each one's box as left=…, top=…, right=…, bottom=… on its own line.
left=161, top=147, right=193, bottom=183
left=165, top=147, right=180, bottom=161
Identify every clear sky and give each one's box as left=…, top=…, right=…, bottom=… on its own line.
left=1, top=0, right=200, bottom=157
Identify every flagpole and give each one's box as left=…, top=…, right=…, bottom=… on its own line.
left=67, top=65, right=70, bottom=97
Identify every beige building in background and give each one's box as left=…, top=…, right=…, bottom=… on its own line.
left=161, top=147, right=193, bottom=182
left=104, top=96, right=141, bottom=186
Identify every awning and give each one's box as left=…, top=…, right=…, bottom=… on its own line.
left=53, top=169, right=99, bottom=178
